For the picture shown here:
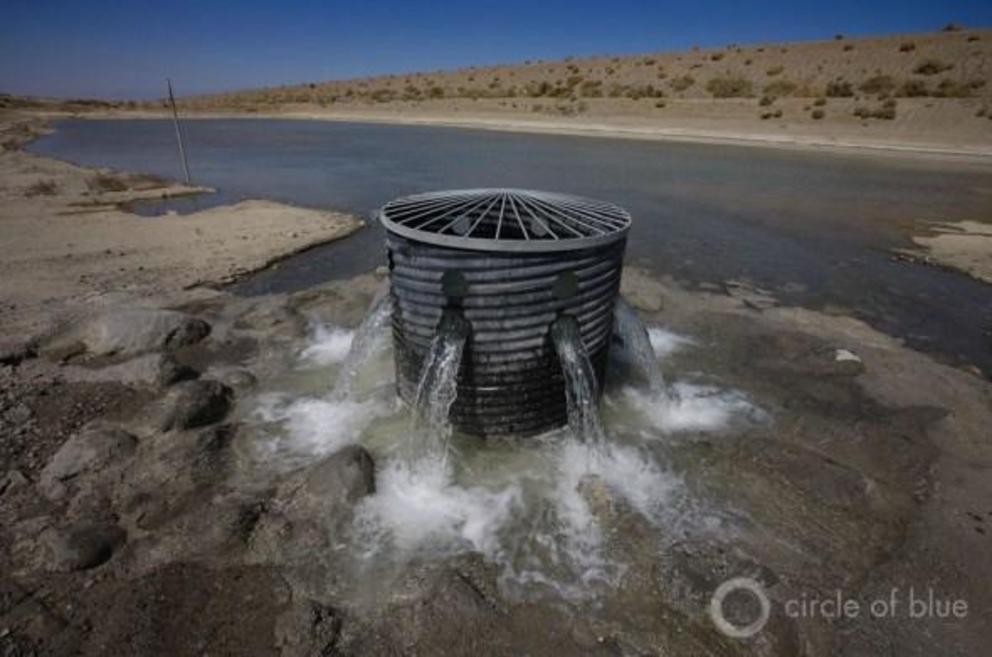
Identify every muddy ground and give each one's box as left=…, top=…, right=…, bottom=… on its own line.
left=1, top=265, right=989, bottom=657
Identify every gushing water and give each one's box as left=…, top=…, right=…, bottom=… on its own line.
left=550, top=315, right=606, bottom=445
left=331, top=293, right=394, bottom=400
left=249, top=294, right=766, bottom=603
left=614, top=297, right=669, bottom=394
left=411, top=310, right=470, bottom=459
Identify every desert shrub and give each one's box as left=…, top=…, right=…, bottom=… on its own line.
left=813, top=97, right=827, bottom=106
left=766, top=65, right=785, bottom=76
left=968, top=35, right=980, bottom=42
left=843, top=44, right=854, bottom=51
left=710, top=52, right=725, bottom=61
left=744, top=58, right=753, bottom=65
left=834, top=34, right=844, bottom=40
left=759, top=95, right=775, bottom=106
left=428, top=86, right=444, bottom=98
left=88, top=174, right=128, bottom=193
left=898, top=80, right=929, bottom=96
left=706, top=76, right=753, bottom=98
left=643, top=58, right=657, bottom=65
left=579, top=79, right=603, bottom=97
left=669, top=75, right=696, bottom=92
left=932, top=79, right=972, bottom=97
left=914, top=59, right=953, bottom=75
left=759, top=109, right=783, bottom=120
left=899, top=41, right=916, bottom=52
left=825, top=80, right=854, bottom=97
left=764, top=80, right=797, bottom=97
left=811, top=109, right=825, bottom=120
left=859, top=75, right=896, bottom=95
left=654, top=100, right=666, bottom=108
left=853, top=100, right=896, bottom=120
left=368, top=88, right=396, bottom=102
left=942, top=23, right=963, bottom=32
left=977, top=106, right=988, bottom=117
left=25, top=180, right=57, bottom=197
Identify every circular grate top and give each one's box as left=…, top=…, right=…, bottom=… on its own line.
left=378, top=188, right=631, bottom=252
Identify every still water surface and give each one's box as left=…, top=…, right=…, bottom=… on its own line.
left=30, top=118, right=992, bottom=373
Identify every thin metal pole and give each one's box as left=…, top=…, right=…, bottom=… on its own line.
left=167, top=78, right=191, bottom=185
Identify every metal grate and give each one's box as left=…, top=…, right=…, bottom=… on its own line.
left=378, top=188, right=631, bottom=252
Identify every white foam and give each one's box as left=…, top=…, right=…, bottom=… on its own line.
left=647, top=327, right=694, bottom=359
left=356, top=452, right=522, bottom=558
left=254, top=392, right=390, bottom=459
left=623, top=382, right=762, bottom=433
left=299, top=325, right=354, bottom=366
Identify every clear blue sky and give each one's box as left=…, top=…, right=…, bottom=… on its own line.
left=2, top=0, right=990, bottom=100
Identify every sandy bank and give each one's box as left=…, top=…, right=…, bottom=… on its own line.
left=901, top=220, right=992, bottom=284
left=0, top=113, right=363, bottom=338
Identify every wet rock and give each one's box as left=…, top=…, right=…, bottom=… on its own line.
left=39, top=425, right=137, bottom=498
left=1, top=469, right=30, bottom=496
left=0, top=339, right=36, bottom=367
left=3, top=402, right=32, bottom=425
left=62, top=352, right=199, bottom=387
left=218, top=368, right=257, bottom=390
left=577, top=474, right=619, bottom=522
left=40, top=308, right=211, bottom=360
left=251, top=446, right=375, bottom=559
left=157, top=380, right=232, bottom=431
left=338, top=562, right=502, bottom=656
left=41, top=523, right=126, bottom=572
left=724, top=279, right=777, bottom=310
left=275, top=600, right=342, bottom=657
left=294, top=445, right=376, bottom=503
left=619, top=269, right=668, bottom=312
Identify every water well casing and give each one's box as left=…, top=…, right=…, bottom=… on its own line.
left=380, top=189, right=631, bottom=437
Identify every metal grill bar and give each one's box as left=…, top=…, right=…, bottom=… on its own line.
left=378, top=188, right=630, bottom=253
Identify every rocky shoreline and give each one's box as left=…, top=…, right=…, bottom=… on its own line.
left=0, top=263, right=990, bottom=656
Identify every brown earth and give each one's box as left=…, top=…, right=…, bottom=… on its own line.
left=0, top=112, right=363, bottom=340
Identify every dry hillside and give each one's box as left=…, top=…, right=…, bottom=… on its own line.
left=169, top=27, right=992, bottom=125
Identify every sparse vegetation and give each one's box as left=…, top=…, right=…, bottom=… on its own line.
left=899, top=79, right=929, bottom=97
left=669, top=75, right=695, bottom=92
left=932, top=78, right=973, bottom=97
left=760, top=109, right=783, bottom=120
left=706, top=75, right=753, bottom=98
left=25, top=180, right=57, bottom=197
left=914, top=59, right=954, bottom=75
left=764, top=80, right=797, bottom=97
left=853, top=98, right=897, bottom=120
left=88, top=174, right=129, bottom=193
left=859, top=75, right=896, bottom=95
left=137, top=28, right=990, bottom=130
left=825, top=80, right=854, bottom=97
left=811, top=109, right=825, bottom=119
